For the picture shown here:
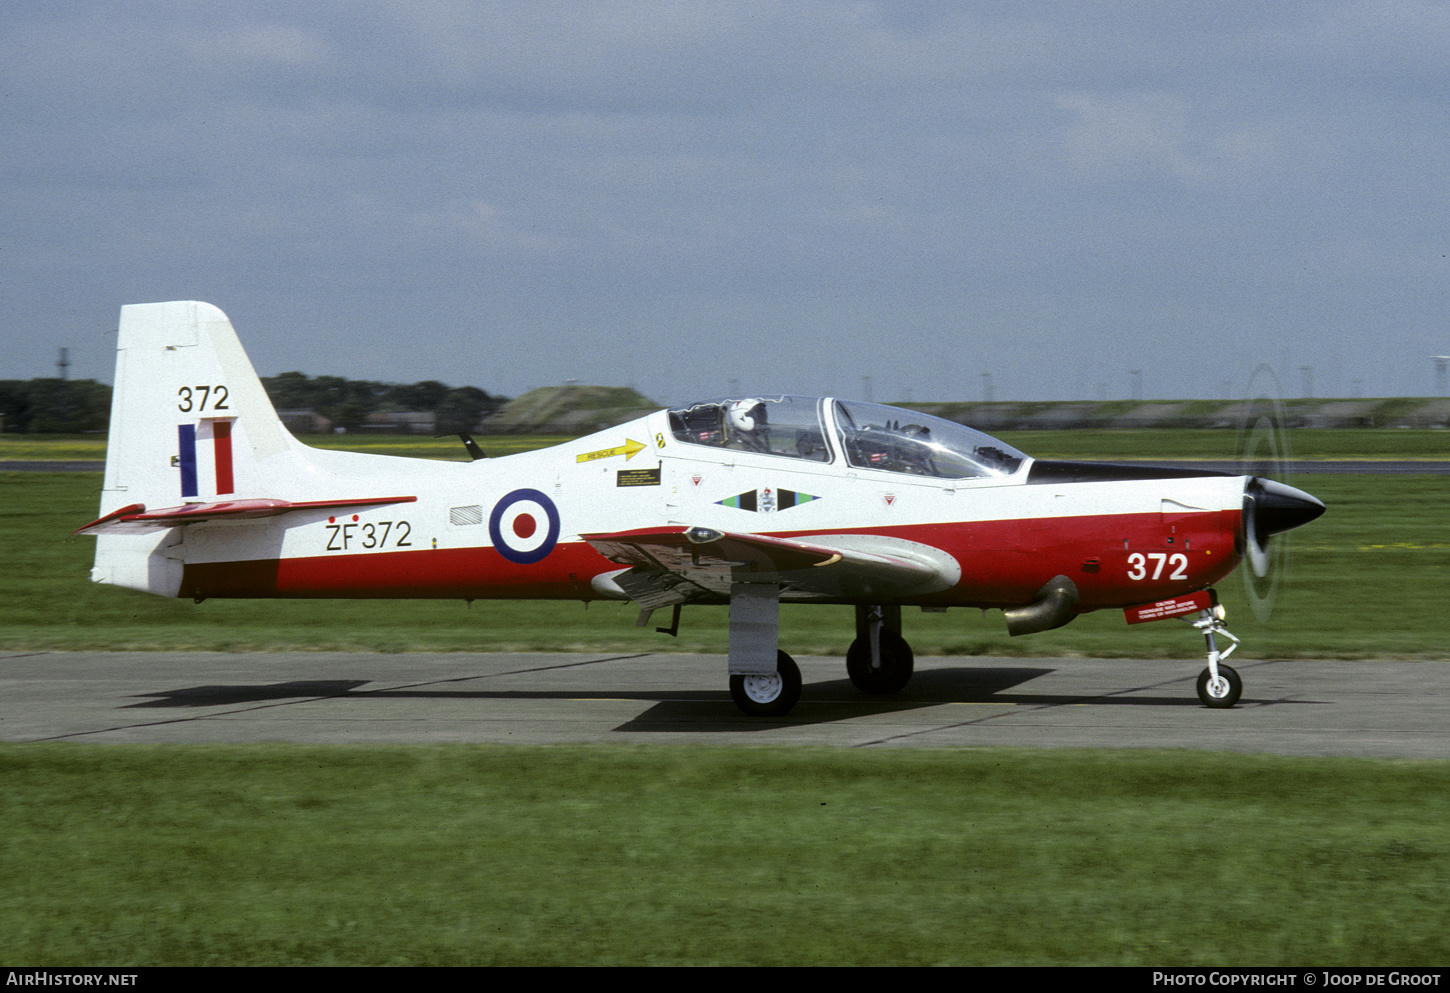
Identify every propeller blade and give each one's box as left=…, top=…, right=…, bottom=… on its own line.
left=1234, top=364, right=1324, bottom=621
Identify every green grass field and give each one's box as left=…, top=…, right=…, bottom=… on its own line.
left=2, top=745, right=1447, bottom=966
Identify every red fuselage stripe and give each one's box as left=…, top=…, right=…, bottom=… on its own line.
left=179, top=509, right=1244, bottom=611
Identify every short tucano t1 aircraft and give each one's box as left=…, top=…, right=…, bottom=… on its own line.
left=77, top=302, right=1325, bottom=716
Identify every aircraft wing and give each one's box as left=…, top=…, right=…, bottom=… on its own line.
left=583, top=526, right=961, bottom=608
left=74, top=495, right=417, bottom=536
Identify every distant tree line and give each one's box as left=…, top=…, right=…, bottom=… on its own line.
left=0, top=379, right=112, bottom=433
left=0, top=374, right=508, bottom=434
left=260, top=372, right=507, bottom=434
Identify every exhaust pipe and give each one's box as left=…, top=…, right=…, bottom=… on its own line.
left=1004, top=575, right=1080, bottom=637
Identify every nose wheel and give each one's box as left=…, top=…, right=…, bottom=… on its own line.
left=1188, top=605, right=1243, bottom=708
left=1197, top=663, right=1242, bottom=708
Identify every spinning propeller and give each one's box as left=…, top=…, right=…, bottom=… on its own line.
left=1234, top=365, right=1324, bottom=622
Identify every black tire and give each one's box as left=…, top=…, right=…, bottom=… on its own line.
left=846, top=629, right=914, bottom=695
left=730, top=650, right=802, bottom=717
left=1197, top=664, right=1243, bottom=708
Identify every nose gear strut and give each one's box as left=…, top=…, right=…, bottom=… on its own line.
left=1188, top=603, right=1242, bottom=708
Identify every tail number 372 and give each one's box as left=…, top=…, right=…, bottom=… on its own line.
left=178, top=385, right=229, bottom=412
left=1128, top=552, right=1188, bottom=581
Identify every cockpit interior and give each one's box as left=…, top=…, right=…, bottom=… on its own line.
left=667, top=396, right=1026, bottom=478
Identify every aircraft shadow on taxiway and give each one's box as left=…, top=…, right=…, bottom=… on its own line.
left=120, top=664, right=1311, bottom=732
left=613, top=667, right=1317, bottom=730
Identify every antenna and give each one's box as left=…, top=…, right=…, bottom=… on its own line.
left=1434, top=356, right=1449, bottom=396
left=57, top=347, right=69, bottom=382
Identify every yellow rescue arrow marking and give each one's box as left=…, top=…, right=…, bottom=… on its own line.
left=577, top=439, right=646, bottom=463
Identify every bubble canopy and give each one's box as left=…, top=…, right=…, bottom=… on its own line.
left=666, top=396, right=1027, bottom=479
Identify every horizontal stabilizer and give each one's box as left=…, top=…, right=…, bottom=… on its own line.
left=74, top=495, right=416, bottom=536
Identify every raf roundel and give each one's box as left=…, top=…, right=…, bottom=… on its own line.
left=488, top=488, right=561, bottom=564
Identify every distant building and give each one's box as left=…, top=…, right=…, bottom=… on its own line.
left=276, top=409, right=334, bottom=435
left=363, top=411, right=437, bottom=434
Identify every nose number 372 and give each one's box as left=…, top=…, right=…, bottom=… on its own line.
left=1127, top=552, right=1188, bottom=581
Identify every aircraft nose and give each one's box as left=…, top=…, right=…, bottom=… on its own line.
left=1245, top=478, right=1325, bottom=538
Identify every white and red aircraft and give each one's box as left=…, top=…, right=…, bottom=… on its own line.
left=78, top=301, right=1324, bottom=716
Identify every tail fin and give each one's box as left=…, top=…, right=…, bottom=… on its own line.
left=90, top=301, right=304, bottom=595
left=100, top=301, right=295, bottom=516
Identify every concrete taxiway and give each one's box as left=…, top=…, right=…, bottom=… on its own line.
left=2, top=650, right=1447, bottom=757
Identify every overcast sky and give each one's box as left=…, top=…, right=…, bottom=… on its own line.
left=3, top=1, right=1447, bottom=405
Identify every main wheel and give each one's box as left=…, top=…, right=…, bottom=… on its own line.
left=846, top=629, right=914, bottom=695
left=1197, top=664, right=1243, bottom=708
left=730, top=650, right=802, bottom=717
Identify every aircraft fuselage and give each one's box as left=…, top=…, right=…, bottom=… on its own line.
left=167, top=407, right=1246, bottom=613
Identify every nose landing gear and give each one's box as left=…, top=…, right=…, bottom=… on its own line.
left=1126, top=590, right=1248, bottom=708
left=1188, top=604, right=1242, bottom=709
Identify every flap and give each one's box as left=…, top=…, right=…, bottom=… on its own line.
left=582, top=526, right=961, bottom=604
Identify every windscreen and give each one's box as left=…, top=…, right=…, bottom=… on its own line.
left=832, top=399, right=1026, bottom=478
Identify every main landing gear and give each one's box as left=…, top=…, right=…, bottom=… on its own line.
left=724, top=599, right=917, bottom=718
left=1189, top=604, right=1242, bottom=709
left=729, top=650, right=802, bottom=717
left=846, top=604, right=914, bottom=695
